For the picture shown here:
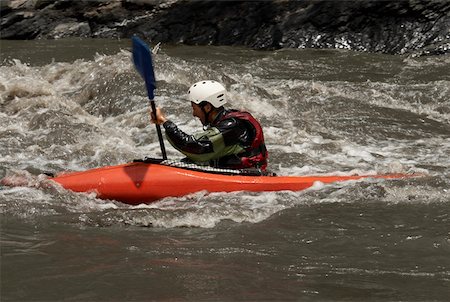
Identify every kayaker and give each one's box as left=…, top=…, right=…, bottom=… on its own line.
left=151, top=80, right=268, bottom=170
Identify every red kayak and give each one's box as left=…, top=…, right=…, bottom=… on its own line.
left=42, top=160, right=420, bottom=205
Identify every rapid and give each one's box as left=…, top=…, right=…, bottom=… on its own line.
left=1, top=39, right=449, bottom=301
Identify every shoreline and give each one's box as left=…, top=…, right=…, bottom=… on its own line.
left=1, top=0, right=449, bottom=56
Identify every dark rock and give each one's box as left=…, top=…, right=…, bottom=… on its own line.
left=0, top=0, right=13, bottom=17
left=34, top=0, right=54, bottom=10
left=1, top=0, right=449, bottom=56
left=1, top=11, right=24, bottom=29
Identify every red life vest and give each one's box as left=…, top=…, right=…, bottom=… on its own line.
left=218, top=110, right=269, bottom=170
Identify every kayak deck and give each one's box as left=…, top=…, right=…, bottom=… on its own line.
left=51, top=161, right=419, bottom=205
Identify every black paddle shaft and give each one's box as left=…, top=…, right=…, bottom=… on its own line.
left=132, top=36, right=167, bottom=160
left=150, top=100, right=167, bottom=160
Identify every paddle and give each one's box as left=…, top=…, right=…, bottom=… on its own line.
left=132, top=36, right=167, bottom=160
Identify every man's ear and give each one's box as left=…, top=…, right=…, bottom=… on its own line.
left=204, top=103, right=212, bottom=113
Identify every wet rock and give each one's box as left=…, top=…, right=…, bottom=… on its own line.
left=50, top=21, right=91, bottom=39
left=1, top=0, right=449, bottom=56
left=0, top=0, right=13, bottom=16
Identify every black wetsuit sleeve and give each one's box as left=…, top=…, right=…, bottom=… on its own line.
left=163, top=121, right=214, bottom=154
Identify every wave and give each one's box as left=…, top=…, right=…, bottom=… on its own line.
left=1, top=45, right=448, bottom=227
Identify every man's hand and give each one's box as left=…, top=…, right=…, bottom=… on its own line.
left=150, top=107, right=167, bottom=125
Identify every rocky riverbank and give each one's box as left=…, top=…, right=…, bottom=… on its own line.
left=1, top=0, right=449, bottom=56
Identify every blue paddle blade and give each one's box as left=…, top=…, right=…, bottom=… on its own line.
left=132, top=36, right=156, bottom=100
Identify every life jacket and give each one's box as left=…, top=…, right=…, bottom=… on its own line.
left=217, top=110, right=268, bottom=170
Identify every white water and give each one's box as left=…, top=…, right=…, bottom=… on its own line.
left=1, top=42, right=449, bottom=229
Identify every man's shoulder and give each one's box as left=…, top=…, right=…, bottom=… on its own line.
left=217, top=116, right=240, bottom=129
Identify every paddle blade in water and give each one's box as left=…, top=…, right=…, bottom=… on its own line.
left=132, top=36, right=156, bottom=100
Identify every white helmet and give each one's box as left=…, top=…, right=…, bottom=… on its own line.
left=188, top=80, right=227, bottom=108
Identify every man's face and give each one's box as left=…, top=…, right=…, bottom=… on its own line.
left=191, top=102, right=211, bottom=126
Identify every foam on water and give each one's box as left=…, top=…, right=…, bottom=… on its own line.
left=1, top=44, right=448, bottom=228
left=1, top=172, right=434, bottom=229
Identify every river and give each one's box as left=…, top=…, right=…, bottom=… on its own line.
left=1, top=39, right=449, bottom=301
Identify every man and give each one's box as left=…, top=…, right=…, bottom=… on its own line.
left=151, top=80, right=268, bottom=170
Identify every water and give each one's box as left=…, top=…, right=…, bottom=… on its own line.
left=1, top=39, right=449, bottom=301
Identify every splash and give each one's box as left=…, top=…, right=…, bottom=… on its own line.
left=1, top=44, right=448, bottom=228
